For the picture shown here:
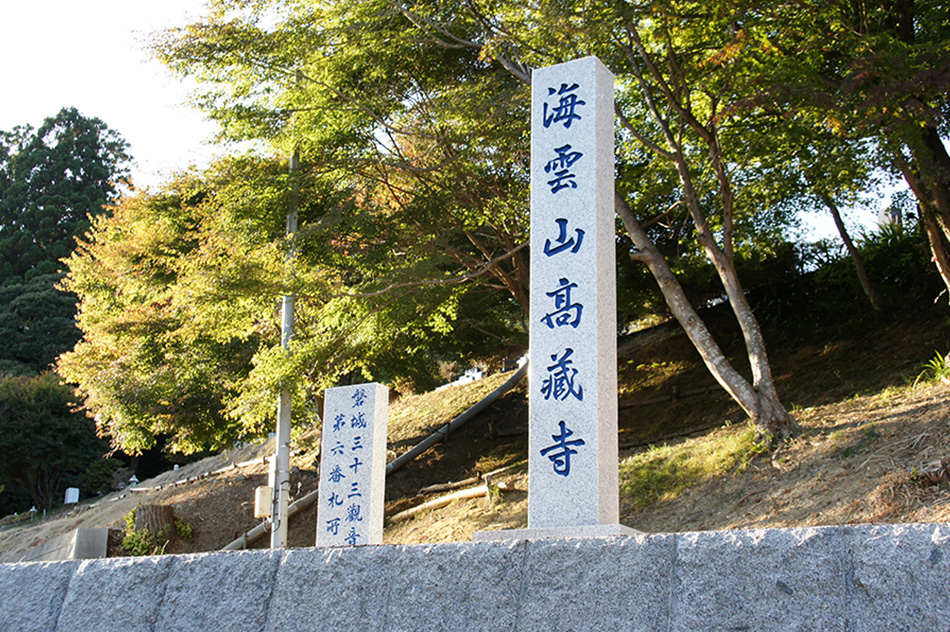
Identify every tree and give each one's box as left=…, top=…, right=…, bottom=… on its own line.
left=151, top=1, right=532, bottom=316
left=606, top=5, right=802, bottom=437
left=0, top=372, right=106, bottom=511
left=59, top=155, right=519, bottom=454
left=148, top=0, right=814, bottom=439
left=836, top=0, right=950, bottom=298
left=0, top=107, right=131, bottom=282
left=745, top=0, right=950, bottom=298
left=58, top=161, right=283, bottom=454
left=0, top=110, right=131, bottom=509
left=0, top=108, right=130, bottom=380
left=0, top=273, right=82, bottom=375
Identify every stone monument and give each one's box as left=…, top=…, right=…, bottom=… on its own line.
left=475, top=55, right=636, bottom=541
left=316, top=382, right=389, bottom=547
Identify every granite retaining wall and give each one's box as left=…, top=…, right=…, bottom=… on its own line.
left=2, top=523, right=948, bottom=632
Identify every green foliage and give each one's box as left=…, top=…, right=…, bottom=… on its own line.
left=59, top=151, right=523, bottom=455
left=0, top=108, right=128, bottom=378
left=620, top=426, right=764, bottom=510
left=915, top=352, right=950, bottom=386
left=77, top=457, right=124, bottom=496
left=121, top=508, right=193, bottom=556
left=120, top=508, right=166, bottom=556
left=174, top=517, right=193, bottom=539
left=744, top=220, right=940, bottom=342
left=0, top=372, right=106, bottom=511
left=121, top=509, right=156, bottom=556
left=0, top=273, right=82, bottom=375
left=857, top=222, right=936, bottom=300
left=58, top=161, right=286, bottom=455
left=151, top=0, right=532, bottom=314
left=150, top=0, right=806, bottom=342
left=738, top=0, right=950, bottom=288
left=0, top=107, right=130, bottom=283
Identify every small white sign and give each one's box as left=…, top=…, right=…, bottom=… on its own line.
left=316, top=383, right=388, bottom=547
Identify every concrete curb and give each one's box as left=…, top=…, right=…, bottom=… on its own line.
left=15, top=528, right=109, bottom=563
left=1, top=523, right=947, bottom=632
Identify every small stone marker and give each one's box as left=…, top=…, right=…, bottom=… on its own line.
left=64, top=487, right=79, bottom=504
left=475, top=56, right=636, bottom=542
left=316, top=383, right=388, bottom=547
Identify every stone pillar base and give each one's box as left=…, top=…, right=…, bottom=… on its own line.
left=472, top=523, right=641, bottom=542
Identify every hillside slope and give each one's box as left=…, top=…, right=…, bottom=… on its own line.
left=1, top=303, right=948, bottom=561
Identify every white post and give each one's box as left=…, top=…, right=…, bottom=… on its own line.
left=316, top=383, right=389, bottom=547
left=527, top=56, right=622, bottom=530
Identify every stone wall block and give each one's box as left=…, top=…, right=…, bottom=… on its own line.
left=384, top=540, right=528, bottom=632
left=55, top=555, right=175, bottom=632
left=845, top=523, right=950, bottom=632
left=518, top=534, right=674, bottom=632
left=671, top=526, right=847, bottom=632
left=264, top=545, right=394, bottom=632
left=155, top=549, right=282, bottom=632
left=0, top=560, right=78, bottom=632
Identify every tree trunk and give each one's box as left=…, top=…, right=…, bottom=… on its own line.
left=18, top=472, right=49, bottom=512
left=22, top=468, right=64, bottom=512
left=134, top=504, right=176, bottom=541
left=921, top=210, right=950, bottom=294
left=916, top=126, right=950, bottom=226
left=617, top=193, right=799, bottom=441
left=665, top=151, right=797, bottom=441
left=885, top=4, right=950, bottom=298
left=820, top=194, right=885, bottom=311
left=898, top=156, right=950, bottom=297
left=611, top=20, right=797, bottom=442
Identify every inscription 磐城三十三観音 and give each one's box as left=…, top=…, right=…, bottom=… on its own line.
left=316, top=383, right=388, bottom=547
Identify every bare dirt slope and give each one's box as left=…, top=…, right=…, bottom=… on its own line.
left=2, top=303, right=948, bottom=561
left=385, top=381, right=950, bottom=542
left=623, top=382, right=950, bottom=532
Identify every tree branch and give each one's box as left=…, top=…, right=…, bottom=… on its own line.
left=626, top=21, right=714, bottom=145
left=615, top=104, right=674, bottom=159
left=295, top=69, right=438, bottom=141
left=313, top=241, right=529, bottom=300
left=616, top=27, right=680, bottom=154
left=386, top=0, right=480, bottom=49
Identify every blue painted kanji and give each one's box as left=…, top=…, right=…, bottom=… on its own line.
left=543, top=218, right=585, bottom=257
left=544, top=144, right=584, bottom=194
left=540, top=277, right=583, bottom=329
left=543, top=83, right=586, bottom=129
left=540, top=348, right=584, bottom=401
left=540, top=420, right=586, bottom=477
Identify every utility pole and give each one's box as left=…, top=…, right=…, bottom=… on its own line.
left=271, top=141, right=300, bottom=548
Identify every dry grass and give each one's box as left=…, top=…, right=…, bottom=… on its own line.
left=3, top=303, right=950, bottom=558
